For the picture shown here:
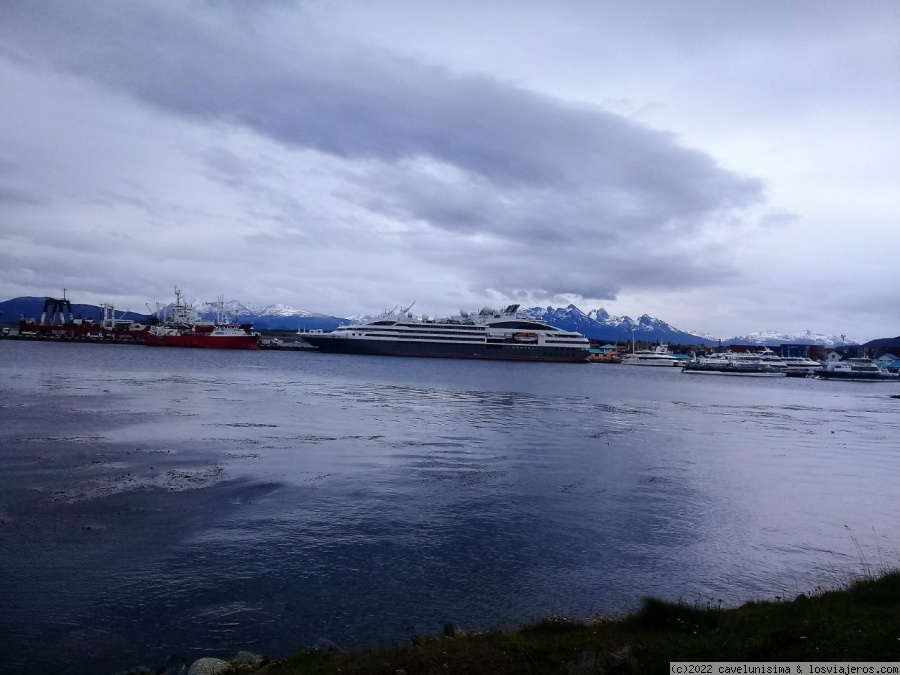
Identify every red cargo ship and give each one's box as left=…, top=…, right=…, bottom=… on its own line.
left=144, top=289, right=259, bottom=350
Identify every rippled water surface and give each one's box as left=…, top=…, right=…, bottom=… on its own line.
left=2, top=341, right=899, bottom=673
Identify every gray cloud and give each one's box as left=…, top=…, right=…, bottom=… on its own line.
left=0, top=156, right=43, bottom=205
left=2, top=0, right=775, bottom=322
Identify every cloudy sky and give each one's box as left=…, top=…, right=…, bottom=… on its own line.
left=1, top=1, right=898, bottom=340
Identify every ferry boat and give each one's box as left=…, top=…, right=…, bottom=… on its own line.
left=780, top=355, right=823, bottom=377
left=300, top=303, right=590, bottom=362
left=144, top=290, right=260, bottom=350
left=621, top=344, right=680, bottom=366
left=816, top=358, right=897, bottom=382
left=755, top=347, right=789, bottom=375
left=682, top=351, right=787, bottom=377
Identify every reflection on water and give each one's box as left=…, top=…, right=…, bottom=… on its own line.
left=1, top=341, right=899, bottom=673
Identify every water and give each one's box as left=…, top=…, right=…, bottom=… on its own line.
left=1, top=340, right=899, bottom=674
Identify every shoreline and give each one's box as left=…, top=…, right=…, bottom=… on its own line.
left=113, top=569, right=900, bottom=674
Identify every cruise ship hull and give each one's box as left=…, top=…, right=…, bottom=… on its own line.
left=301, top=335, right=588, bottom=362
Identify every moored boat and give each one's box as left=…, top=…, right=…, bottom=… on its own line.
left=300, top=303, right=590, bottom=362
left=754, top=347, right=788, bottom=375
left=816, top=358, right=897, bottom=381
left=682, top=351, right=786, bottom=376
left=144, top=290, right=259, bottom=350
left=621, top=343, right=680, bottom=366
left=781, top=355, right=823, bottom=377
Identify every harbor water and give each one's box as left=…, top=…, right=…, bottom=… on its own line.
left=1, top=340, right=899, bottom=673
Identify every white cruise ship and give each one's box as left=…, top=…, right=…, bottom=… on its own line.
left=300, top=304, right=591, bottom=362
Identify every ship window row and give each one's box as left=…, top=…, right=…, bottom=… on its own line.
left=353, top=332, right=485, bottom=343
left=354, top=326, right=487, bottom=336
left=395, top=334, right=484, bottom=342
left=396, top=327, right=486, bottom=336
left=489, top=321, right=559, bottom=330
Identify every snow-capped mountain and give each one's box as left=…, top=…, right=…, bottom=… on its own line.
left=519, top=305, right=712, bottom=344
left=190, top=299, right=343, bottom=331
left=722, top=330, right=860, bottom=347
left=195, top=299, right=321, bottom=319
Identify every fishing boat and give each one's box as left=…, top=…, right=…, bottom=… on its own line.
left=144, top=289, right=259, bottom=350
left=300, top=303, right=590, bottom=362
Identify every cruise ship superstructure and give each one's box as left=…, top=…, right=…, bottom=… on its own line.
left=300, top=303, right=590, bottom=362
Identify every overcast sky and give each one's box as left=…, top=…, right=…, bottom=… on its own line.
left=1, top=1, right=898, bottom=340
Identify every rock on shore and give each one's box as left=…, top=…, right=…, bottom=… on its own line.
left=116, top=650, right=269, bottom=675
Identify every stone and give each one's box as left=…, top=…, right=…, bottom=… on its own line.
left=567, top=650, right=603, bottom=674
left=608, top=646, right=639, bottom=674
left=161, top=654, right=189, bottom=675
left=443, top=622, right=463, bottom=638
left=187, top=657, right=230, bottom=675
left=230, top=650, right=269, bottom=670
left=313, top=637, right=343, bottom=653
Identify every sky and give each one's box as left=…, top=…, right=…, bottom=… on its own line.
left=1, top=1, right=898, bottom=340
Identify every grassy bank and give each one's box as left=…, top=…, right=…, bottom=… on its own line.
left=259, top=571, right=900, bottom=674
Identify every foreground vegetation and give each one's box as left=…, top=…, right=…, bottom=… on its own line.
left=259, top=571, right=900, bottom=674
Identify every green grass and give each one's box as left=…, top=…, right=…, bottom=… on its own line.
left=257, top=571, right=900, bottom=674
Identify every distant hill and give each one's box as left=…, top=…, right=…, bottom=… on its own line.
left=863, top=335, right=900, bottom=350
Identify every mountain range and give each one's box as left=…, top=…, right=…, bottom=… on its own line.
left=0, top=296, right=871, bottom=347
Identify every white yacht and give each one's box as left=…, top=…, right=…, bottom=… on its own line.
left=300, top=303, right=591, bottom=362
left=621, top=344, right=680, bottom=366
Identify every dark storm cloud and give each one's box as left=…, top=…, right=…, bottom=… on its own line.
left=1, top=0, right=766, bottom=303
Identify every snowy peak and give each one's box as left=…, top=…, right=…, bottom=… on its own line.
left=194, top=299, right=321, bottom=319
left=519, top=306, right=707, bottom=343
left=724, top=330, right=860, bottom=347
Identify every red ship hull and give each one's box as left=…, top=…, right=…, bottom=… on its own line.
left=144, top=333, right=259, bottom=350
